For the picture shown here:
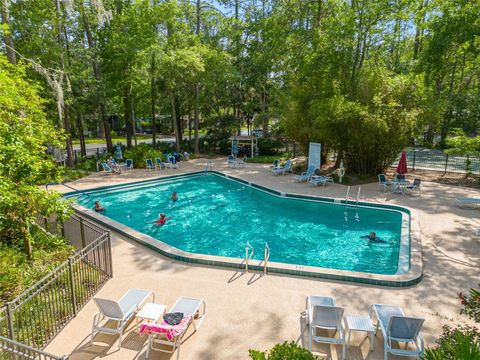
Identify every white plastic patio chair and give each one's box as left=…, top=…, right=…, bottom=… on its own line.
left=406, top=178, right=421, bottom=195
left=91, top=289, right=154, bottom=349
left=147, top=296, right=206, bottom=359
left=370, top=304, right=425, bottom=360
left=305, top=296, right=346, bottom=360
left=378, top=174, right=391, bottom=192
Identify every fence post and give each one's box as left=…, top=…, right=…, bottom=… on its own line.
left=412, top=150, right=416, bottom=171
left=6, top=303, right=15, bottom=341
left=293, top=142, right=296, bottom=157
left=74, top=150, right=78, bottom=164
left=68, top=258, right=78, bottom=316
left=444, top=154, right=449, bottom=174
left=107, top=232, right=113, bottom=277
left=79, top=217, right=86, bottom=248
left=96, top=148, right=100, bottom=159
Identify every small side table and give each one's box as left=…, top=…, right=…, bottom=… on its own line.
left=345, top=314, right=375, bottom=351
left=135, top=303, right=166, bottom=333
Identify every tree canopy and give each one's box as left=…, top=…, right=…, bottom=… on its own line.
left=1, top=0, right=479, bottom=174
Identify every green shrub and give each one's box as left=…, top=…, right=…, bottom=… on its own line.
left=249, top=342, right=319, bottom=360
left=423, top=325, right=480, bottom=360
left=249, top=155, right=290, bottom=164
left=0, top=226, right=73, bottom=303
left=258, top=138, right=283, bottom=155
left=459, top=287, right=480, bottom=323
left=123, top=144, right=164, bottom=168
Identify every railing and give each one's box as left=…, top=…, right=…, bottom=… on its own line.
left=0, top=335, right=67, bottom=360
left=0, top=214, right=111, bottom=351
left=204, top=161, right=212, bottom=172
left=394, top=148, right=480, bottom=175
left=264, top=242, right=270, bottom=275
left=245, top=242, right=254, bottom=273
left=45, top=183, right=90, bottom=200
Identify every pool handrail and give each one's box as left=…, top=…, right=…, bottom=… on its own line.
left=264, top=242, right=270, bottom=274
left=46, top=182, right=91, bottom=199
left=245, top=242, right=254, bottom=273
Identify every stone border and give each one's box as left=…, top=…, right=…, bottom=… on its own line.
left=66, top=171, right=423, bottom=287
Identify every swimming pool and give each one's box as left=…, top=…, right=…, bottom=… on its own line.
left=71, top=172, right=410, bottom=276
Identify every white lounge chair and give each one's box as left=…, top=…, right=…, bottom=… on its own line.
left=91, top=289, right=154, bottom=349
left=378, top=174, right=391, bottom=192
left=294, top=165, right=317, bottom=182
left=456, top=197, right=480, bottom=207
left=370, top=304, right=425, bottom=360
left=406, top=178, right=421, bottom=195
left=306, top=296, right=346, bottom=360
left=309, top=175, right=334, bottom=187
left=146, top=296, right=206, bottom=359
left=272, top=159, right=293, bottom=175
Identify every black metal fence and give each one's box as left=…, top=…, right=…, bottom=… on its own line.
left=393, top=149, right=480, bottom=175
left=0, top=214, right=112, bottom=353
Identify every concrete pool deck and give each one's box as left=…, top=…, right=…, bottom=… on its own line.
left=45, top=158, right=480, bottom=360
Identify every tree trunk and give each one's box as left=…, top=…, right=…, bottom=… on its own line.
left=170, top=92, right=181, bottom=152
left=64, top=104, right=75, bottom=167
left=1, top=0, right=16, bottom=64
left=22, top=223, right=32, bottom=259
left=80, top=1, right=112, bottom=152
left=76, top=113, right=87, bottom=157
left=194, top=84, right=200, bottom=154
left=150, top=54, right=157, bottom=146
left=123, top=86, right=133, bottom=148
left=100, top=103, right=113, bottom=151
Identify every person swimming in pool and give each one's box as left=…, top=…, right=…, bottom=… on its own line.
left=170, top=191, right=178, bottom=203
left=94, top=201, right=105, bottom=212
left=361, top=231, right=386, bottom=243
left=149, top=213, right=172, bottom=233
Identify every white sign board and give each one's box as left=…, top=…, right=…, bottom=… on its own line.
left=308, top=142, right=321, bottom=169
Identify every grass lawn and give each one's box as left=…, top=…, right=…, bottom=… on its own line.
left=72, top=135, right=152, bottom=145
left=248, top=154, right=291, bottom=164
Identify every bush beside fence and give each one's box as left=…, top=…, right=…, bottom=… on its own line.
left=0, top=213, right=112, bottom=353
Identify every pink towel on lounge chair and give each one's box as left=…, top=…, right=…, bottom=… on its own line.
left=140, top=316, right=192, bottom=341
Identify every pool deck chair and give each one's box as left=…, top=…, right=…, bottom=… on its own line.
left=305, top=296, right=346, bottom=360
left=146, top=158, right=155, bottom=171
left=270, top=159, right=280, bottom=170
left=145, top=296, right=206, bottom=359
left=125, top=159, right=133, bottom=171
left=406, top=178, right=421, bottom=195
left=456, top=197, right=480, bottom=207
left=370, top=304, right=425, bottom=360
left=309, top=175, right=334, bottom=187
left=227, top=155, right=236, bottom=168
left=91, top=289, right=154, bottom=349
left=272, top=159, right=293, bottom=175
left=168, top=156, right=179, bottom=169
left=294, top=165, right=317, bottom=182
left=378, top=174, right=391, bottom=192
left=101, top=162, right=113, bottom=175
left=155, top=157, right=166, bottom=170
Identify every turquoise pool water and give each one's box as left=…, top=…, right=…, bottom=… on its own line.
left=75, top=173, right=406, bottom=275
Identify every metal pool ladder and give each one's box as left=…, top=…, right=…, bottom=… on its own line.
left=245, top=242, right=254, bottom=272
left=264, top=242, right=270, bottom=274
left=344, top=186, right=361, bottom=208
left=204, top=161, right=212, bottom=172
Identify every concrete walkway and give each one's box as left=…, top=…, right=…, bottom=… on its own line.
left=45, top=159, right=480, bottom=360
